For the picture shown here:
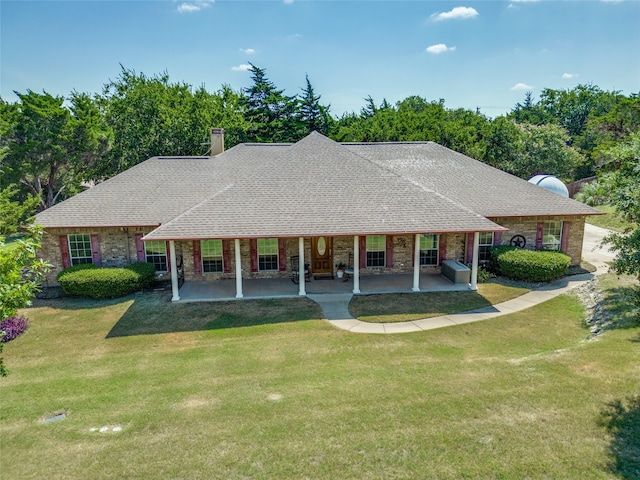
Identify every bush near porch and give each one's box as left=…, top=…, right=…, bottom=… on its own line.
left=490, top=246, right=571, bottom=282
left=57, top=262, right=156, bottom=299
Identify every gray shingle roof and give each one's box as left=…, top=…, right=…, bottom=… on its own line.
left=35, top=132, right=597, bottom=239
left=342, top=142, right=598, bottom=217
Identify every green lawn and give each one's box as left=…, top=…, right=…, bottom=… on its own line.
left=1, top=275, right=638, bottom=479
left=587, top=205, right=636, bottom=233
left=349, top=283, right=529, bottom=322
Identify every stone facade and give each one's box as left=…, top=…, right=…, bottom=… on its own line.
left=40, top=216, right=586, bottom=286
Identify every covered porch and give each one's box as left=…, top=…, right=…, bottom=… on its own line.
left=175, top=271, right=470, bottom=303
left=166, top=233, right=485, bottom=302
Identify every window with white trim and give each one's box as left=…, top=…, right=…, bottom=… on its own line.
left=201, top=239, right=223, bottom=273
left=478, top=232, right=494, bottom=262
left=419, top=234, right=439, bottom=266
left=543, top=221, right=562, bottom=251
left=258, top=238, right=278, bottom=271
left=68, top=234, right=92, bottom=265
left=145, top=241, right=168, bottom=272
left=366, top=235, right=386, bottom=267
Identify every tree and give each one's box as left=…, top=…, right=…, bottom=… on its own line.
left=483, top=116, right=523, bottom=171
left=298, top=74, right=331, bottom=136
left=601, top=132, right=640, bottom=280
left=242, top=63, right=299, bottom=143
left=512, top=122, right=584, bottom=181
left=511, top=92, right=552, bottom=125
left=3, top=90, right=109, bottom=209
left=0, top=227, right=49, bottom=376
left=537, top=84, right=620, bottom=139
left=0, top=184, right=39, bottom=236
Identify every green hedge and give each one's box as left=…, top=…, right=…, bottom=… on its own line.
left=57, top=262, right=157, bottom=299
left=490, top=247, right=570, bottom=282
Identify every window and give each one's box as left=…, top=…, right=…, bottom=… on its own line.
left=258, top=238, right=278, bottom=271
left=543, top=221, right=562, bottom=251
left=478, top=232, right=494, bottom=262
left=420, top=234, right=439, bottom=266
left=201, top=239, right=223, bottom=273
left=366, top=235, right=386, bottom=267
left=145, top=241, right=168, bottom=272
left=68, top=234, right=92, bottom=265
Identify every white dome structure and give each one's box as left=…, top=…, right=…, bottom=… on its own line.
left=528, top=175, right=569, bottom=198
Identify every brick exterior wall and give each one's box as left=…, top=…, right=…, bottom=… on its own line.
left=40, top=216, right=586, bottom=286
left=40, top=227, right=166, bottom=287
left=488, top=215, right=586, bottom=265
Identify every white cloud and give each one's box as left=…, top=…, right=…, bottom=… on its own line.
left=240, top=48, right=255, bottom=55
left=231, top=64, right=251, bottom=72
left=562, top=73, right=578, bottom=79
left=284, top=0, right=294, bottom=4
left=176, top=1, right=213, bottom=14
left=426, top=43, right=456, bottom=54
left=510, top=82, right=534, bottom=91
left=431, top=6, right=479, bottom=21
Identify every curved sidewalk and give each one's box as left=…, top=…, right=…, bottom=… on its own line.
left=309, top=224, right=614, bottom=334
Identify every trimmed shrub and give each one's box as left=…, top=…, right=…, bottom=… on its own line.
left=125, top=262, right=157, bottom=289
left=0, top=315, right=29, bottom=342
left=57, top=262, right=157, bottom=299
left=488, top=245, right=518, bottom=273
left=493, top=248, right=571, bottom=282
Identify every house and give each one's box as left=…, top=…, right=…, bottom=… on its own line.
left=35, top=130, right=600, bottom=301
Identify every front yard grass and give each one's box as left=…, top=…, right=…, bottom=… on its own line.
left=1, top=274, right=638, bottom=479
left=349, top=283, right=529, bottom=323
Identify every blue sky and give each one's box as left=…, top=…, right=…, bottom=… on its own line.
left=2, top=0, right=639, bottom=118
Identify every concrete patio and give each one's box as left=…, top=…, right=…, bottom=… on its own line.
left=176, top=272, right=468, bottom=302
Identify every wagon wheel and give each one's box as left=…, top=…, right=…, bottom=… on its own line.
left=509, top=235, right=526, bottom=248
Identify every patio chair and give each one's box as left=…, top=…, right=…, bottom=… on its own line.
left=291, top=255, right=311, bottom=284
left=343, top=252, right=354, bottom=282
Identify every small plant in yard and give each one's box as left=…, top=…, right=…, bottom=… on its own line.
left=0, top=315, right=29, bottom=342
left=475, top=265, right=495, bottom=283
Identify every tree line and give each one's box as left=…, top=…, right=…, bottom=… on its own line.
left=0, top=64, right=638, bottom=218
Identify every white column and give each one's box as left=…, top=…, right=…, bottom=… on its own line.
left=412, top=233, right=421, bottom=292
left=169, top=240, right=180, bottom=301
left=470, top=231, right=480, bottom=291
left=298, top=236, right=306, bottom=296
left=353, top=235, right=361, bottom=294
left=234, top=238, right=243, bottom=298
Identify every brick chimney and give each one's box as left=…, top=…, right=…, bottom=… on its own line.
left=210, top=128, right=225, bottom=155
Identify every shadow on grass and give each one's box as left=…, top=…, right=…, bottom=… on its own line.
left=599, top=395, right=640, bottom=479
left=106, top=291, right=324, bottom=338
left=602, top=285, right=640, bottom=332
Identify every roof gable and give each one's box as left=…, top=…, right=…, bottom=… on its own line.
left=145, top=132, right=500, bottom=240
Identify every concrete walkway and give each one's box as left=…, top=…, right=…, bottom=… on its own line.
left=310, top=224, right=616, bottom=334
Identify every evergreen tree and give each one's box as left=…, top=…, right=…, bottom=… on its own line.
left=243, top=63, right=298, bottom=142
left=298, top=74, right=331, bottom=136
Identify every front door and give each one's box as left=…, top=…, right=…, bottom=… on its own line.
left=311, top=237, right=333, bottom=278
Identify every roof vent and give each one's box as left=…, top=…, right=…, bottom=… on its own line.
left=528, top=175, right=569, bottom=198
